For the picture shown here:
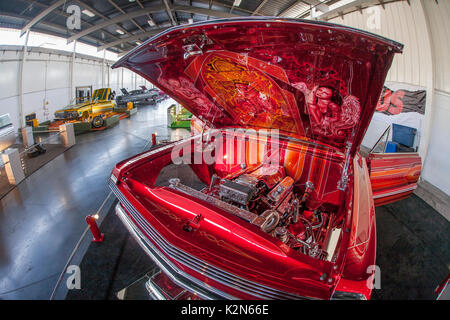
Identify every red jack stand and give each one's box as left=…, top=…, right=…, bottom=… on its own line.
left=152, top=132, right=157, bottom=146
left=86, top=215, right=104, bottom=242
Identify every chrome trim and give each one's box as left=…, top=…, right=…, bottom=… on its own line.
left=115, top=202, right=232, bottom=300
left=145, top=279, right=167, bottom=300
left=109, top=179, right=306, bottom=300
left=331, top=291, right=366, bottom=300
left=145, top=271, right=189, bottom=300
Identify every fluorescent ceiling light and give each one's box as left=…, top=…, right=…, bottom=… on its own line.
left=148, top=20, right=156, bottom=27
left=233, top=0, right=242, bottom=6
left=82, top=9, right=95, bottom=17
left=116, top=29, right=125, bottom=35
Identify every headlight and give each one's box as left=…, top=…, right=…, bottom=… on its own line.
left=331, top=291, right=367, bottom=300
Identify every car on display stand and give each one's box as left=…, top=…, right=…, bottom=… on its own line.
left=54, top=88, right=116, bottom=128
left=116, top=86, right=166, bottom=107
left=108, top=18, right=422, bottom=300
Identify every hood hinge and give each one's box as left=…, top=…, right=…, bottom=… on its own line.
left=337, top=141, right=352, bottom=191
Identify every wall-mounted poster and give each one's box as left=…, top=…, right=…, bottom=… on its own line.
left=362, top=83, right=427, bottom=151
left=376, top=86, right=426, bottom=115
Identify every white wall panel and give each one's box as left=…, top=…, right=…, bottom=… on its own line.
left=329, top=1, right=429, bottom=88
left=46, top=61, right=70, bottom=90
left=0, top=60, right=19, bottom=99
left=422, top=91, right=450, bottom=195
left=22, top=60, right=46, bottom=94
left=73, top=61, right=102, bottom=89
left=423, top=0, right=450, bottom=93
left=0, top=96, right=19, bottom=129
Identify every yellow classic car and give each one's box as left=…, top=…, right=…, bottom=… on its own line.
left=54, top=88, right=116, bottom=128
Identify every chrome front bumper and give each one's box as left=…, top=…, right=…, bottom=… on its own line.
left=114, top=203, right=234, bottom=300
left=111, top=178, right=305, bottom=300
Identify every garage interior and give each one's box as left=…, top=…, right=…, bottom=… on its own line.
left=0, top=0, right=449, bottom=300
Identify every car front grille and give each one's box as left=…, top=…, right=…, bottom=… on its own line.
left=109, top=179, right=305, bottom=300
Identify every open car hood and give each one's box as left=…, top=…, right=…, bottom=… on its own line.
left=113, top=18, right=402, bottom=154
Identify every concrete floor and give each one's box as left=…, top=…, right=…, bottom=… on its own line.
left=0, top=99, right=189, bottom=299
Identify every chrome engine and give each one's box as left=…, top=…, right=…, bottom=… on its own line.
left=169, top=165, right=331, bottom=261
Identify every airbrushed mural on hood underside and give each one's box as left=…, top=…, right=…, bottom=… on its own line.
left=113, top=19, right=402, bottom=153
left=183, top=50, right=362, bottom=143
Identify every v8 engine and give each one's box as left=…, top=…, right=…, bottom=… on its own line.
left=176, top=164, right=338, bottom=262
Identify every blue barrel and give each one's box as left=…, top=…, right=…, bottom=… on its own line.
left=385, top=141, right=398, bottom=153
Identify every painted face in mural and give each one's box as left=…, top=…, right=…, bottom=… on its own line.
left=315, top=86, right=333, bottom=98
left=308, top=86, right=341, bottom=126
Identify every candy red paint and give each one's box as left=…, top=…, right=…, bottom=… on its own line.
left=109, top=18, right=422, bottom=300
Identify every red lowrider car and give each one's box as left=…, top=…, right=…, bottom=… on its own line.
left=109, top=18, right=422, bottom=300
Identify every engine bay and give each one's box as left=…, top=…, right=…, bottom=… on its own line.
left=168, top=162, right=343, bottom=262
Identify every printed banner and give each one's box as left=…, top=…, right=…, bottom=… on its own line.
left=376, top=86, right=426, bottom=115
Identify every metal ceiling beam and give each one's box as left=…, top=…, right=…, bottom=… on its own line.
left=251, top=0, right=269, bottom=16
left=1, top=12, right=65, bottom=35
left=207, top=0, right=213, bottom=20
left=96, top=27, right=168, bottom=51
left=277, top=0, right=329, bottom=17
left=307, top=0, right=330, bottom=13
left=18, top=0, right=129, bottom=48
left=75, top=0, right=131, bottom=37
left=67, top=4, right=240, bottom=44
left=66, top=5, right=166, bottom=43
left=136, top=0, right=157, bottom=27
left=173, top=6, right=240, bottom=19
left=277, top=0, right=307, bottom=17
left=191, top=0, right=256, bottom=16
left=74, top=0, right=108, bottom=20
left=301, top=0, right=328, bottom=5
left=163, top=0, right=178, bottom=25
left=1, top=12, right=122, bottom=52
left=95, top=4, right=242, bottom=51
left=20, top=0, right=66, bottom=36
left=314, top=0, right=378, bottom=20
left=107, top=0, right=145, bottom=33
left=19, top=2, right=34, bottom=16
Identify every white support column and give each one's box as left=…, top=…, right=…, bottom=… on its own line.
left=18, top=30, right=30, bottom=129
left=121, top=68, right=124, bottom=89
left=102, top=50, right=106, bottom=88
left=2, top=148, right=25, bottom=185
left=70, top=41, right=77, bottom=103
left=413, top=0, right=435, bottom=165
left=107, top=63, right=110, bottom=88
